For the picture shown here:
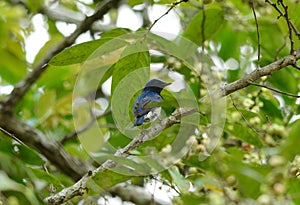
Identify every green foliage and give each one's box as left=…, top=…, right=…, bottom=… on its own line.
left=92, top=170, right=131, bottom=191
left=1, top=0, right=300, bottom=204
left=183, top=4, right=225, bottom=45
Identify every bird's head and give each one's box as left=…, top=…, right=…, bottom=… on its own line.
left=143, top=78, right=171, bottom=93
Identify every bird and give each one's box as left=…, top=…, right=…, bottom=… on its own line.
left=132, top=78, right=171, bottom=127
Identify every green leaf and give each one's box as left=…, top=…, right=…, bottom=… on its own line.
left=49, top=28, right=130, bottom=66
left=91, top=170, right=131, bottom=190
left=36, top=65, right=80, bottom=89
left=281, top=119, right=300, bottom=160
left=259, top=97, right=283, bottom=119
left=30, top=168, right=63, bottom=191
left=252, top=19, right=288, bottom=59
left=111, top=39, right=150, bottom=93
left=78, top=126, right=106, bottom=153
left=33, top=35, right=63, bottom=66
left=182, top=4, right=224, bottom=45
left=228, top=162, right=267, bottom=198
left=268, top=69, right=298, bottom=95
left=0, top=48, right=27, bottom=83
left=18, top=145, right=45, bottom=166
left=224, top=123, right=263, bottom=147
left=0, top=171, right=39, bottom=205
left=180, top=193, right=205, bottom=205
left=35, top=90, right=56, bottom=123
left=0, top=153, right=28, bottom=180
left=216, top=24, right=246, bottom=60
left=92, top=153, right=153, bottom=175
left=110, top=39, right=150, bottom=131
left=169, top=167, right=190, bottom=193
left=287, top=178, right=300, bottom=204
left=128, top=0, right=144, bottom=7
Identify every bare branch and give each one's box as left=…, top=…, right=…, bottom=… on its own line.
left=250, top=1, right=261, bottom=67
left=110, top=184, right=166, bottom=205
left=278, top=0, right=294, bottom=54
left=39, top=5, right=112, bottom=33
left=147, top=0, right=189, bottom=32
left=222, top=47, right=300, bottom=96
left=45, top=108, right=197, bottom=204
left=265, top=0, right=300, bottom=54
left=249, top=82, right=300, bottom=98
left=2, top=0, right=120, bottom=112
left=0, top=113, right=93, bottom=180
left=44, top=47, right=300, bottom=204
left=230, top=95, right=266, bottom=136
left=275, top=35, right=287, bottom=60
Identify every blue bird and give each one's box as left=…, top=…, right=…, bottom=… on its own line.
left=133, top=79, right=171, bottom=127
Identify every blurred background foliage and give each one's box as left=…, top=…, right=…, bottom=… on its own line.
left=0, top=0, right=300, bottom=204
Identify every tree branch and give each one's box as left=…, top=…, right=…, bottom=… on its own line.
left=147, top=0, right=189, bottom=32
left=249, top=82, right=300, bottom=98
left=39, top=5, right=113, bottom=33
left=265, top=0, right=300, bottom=53
left=0, top=113, right=93, bottom=180
left=45, top=108, right=196, bottom=204
left=222, top=47, right=300, bottom=96
left=45, top=47, right=300, bottom=204
left=110, top=184, right=166, bottom=205
left=250, top=1, right=261, bottom=67
left=0, top=0, right=120, bottom=188
left=2, top=0, right=120, bottom=112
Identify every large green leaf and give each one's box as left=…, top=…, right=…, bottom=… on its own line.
left=250, top=19, right=288, bottom=60
left=182, top=4, right=224, bottom=45
left=268, top=68, right=298, bottom=95
left=281, top=119, right=300, bottom=160
left=35, top=90, right=56, bottom=123
left=91, top=170, right=131, bottom=191
left=36, top=65, right=80, bottom=89
left=33, top=35, right=63, bottom=66
left=18, top=145, right=45, bottom=166
left=0, top=172, right=40, bottom=205
left=111, top=39, right=150, bottom=93
left=169, top=167, right=190, bottom=193
left=30, top=168, right=63, bottom=191
left=259, top=97, right=283, bottom=120
left=287, top=178, right=300, bottom=204
left=224, top=123, right=263, bottom=148
left=49, top=28, right=130, bottom=66
left=0, top=48, right=27, bottom=83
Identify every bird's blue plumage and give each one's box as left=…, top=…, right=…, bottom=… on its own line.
left=132, top=79, right=170, bottom=127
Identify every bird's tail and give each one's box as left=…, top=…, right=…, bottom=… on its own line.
left=133, top=116, right=144, bottom=127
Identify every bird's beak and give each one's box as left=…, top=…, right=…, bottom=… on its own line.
left=163, top=82, right=172, bottom=87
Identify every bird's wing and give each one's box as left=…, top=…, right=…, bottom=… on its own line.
left=133, top=95, right=162, bottom=117
left=133, top=96, right=152, bottom=117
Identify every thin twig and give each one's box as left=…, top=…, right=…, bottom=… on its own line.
left=147, top=0, right=189, bottom=32
left=250, top=1, right=261, bottom=68
left=45, top=107, right=198, bottom=204
left=0, top=127, right=31, bottom=149
left=229, top=95, right=262, bottom=137
left=201, top=4, right=206, bottom=52
left=292, top=63, right=300, bottom=70
left=265, top=0, right=299, bottom=54
left=223, top=47, right=300, bottom=96
left=45, top=47, right=300, bottom=204
left=278, top=0, right=294, bottom=54
left=249, top=82, right=300, bottom=98
left=275, top=35, right=287, bottom=60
